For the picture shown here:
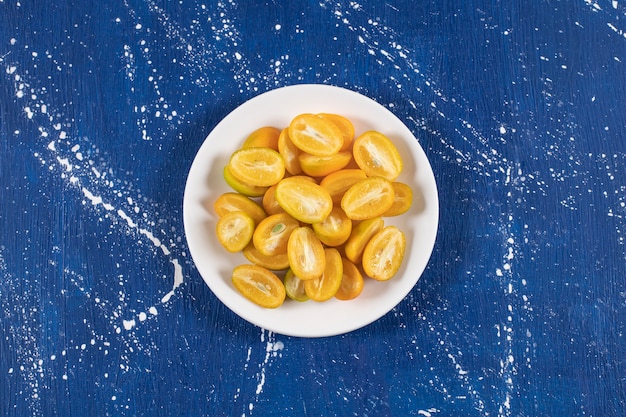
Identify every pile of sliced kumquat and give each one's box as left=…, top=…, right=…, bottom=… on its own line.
left=213, top=113, right=413, bottom=308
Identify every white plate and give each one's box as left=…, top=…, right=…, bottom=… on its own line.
left=183, top=84, right=439, bottom=338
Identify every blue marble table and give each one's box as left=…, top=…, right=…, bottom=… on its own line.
left=2, top=1, right=626, bottom=416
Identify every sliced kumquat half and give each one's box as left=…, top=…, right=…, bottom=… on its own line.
left=304, top=248, right=343, bottom=302
left=287, top=226, right=326, bottom=280
left=262, top=184, right=286, bottom=216
left=288, top=113, right=344, bottom=157
left=362, top=225, right=406, bottom=281
left=228, top=147, right=285, bottom=187
left=312, top=206, right=352, bottom=247
left=298, top=150, right=352, bottom=178
left=382, top=181, right=413, bottom=217
left=277, top=128, right=302, bottom=175
left=319, top=168, right=367, bottom=204
left=344, top=217, right=384, bottom=265
left=352, top=130, right=403, bottom=181
left=231, top=264, right=286, bottom=308
left=284, top=269, right=309, bottom=302
left=213, top=192, right=267, bottom=225
left=275, top=176, right=333, bottom=224
left=223, top=165, right=268, bottom=197
left=341, top=176, right=395, bottom=220
left=242, top=243, right=290, bottom=271
left=317, top=113, right=355, bottom=152
left=216, top=211, right=255, bottom=253
left=252, top=212, right=300, bottom=256
left=335, top=257, right=364, bottom=301
left=242, top=126, right=281, bottom=150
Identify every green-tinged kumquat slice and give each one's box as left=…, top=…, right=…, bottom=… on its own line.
left=284, top=269, right=309, bottom=302
left=223, top=165, right=268, bottom=197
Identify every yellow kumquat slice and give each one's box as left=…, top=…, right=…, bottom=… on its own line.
left=335, top=257, right=364, bottom=300
left=228, top=147, right=285, bottom=187
left=304, top=248, right=343, bottom=302
left=242, top=126, right=281, bottom=150
left=319, top=168, right=367, bottom=204
left=213, top=192, right=267, bottom=225
left=317, top=113, right=355, bottom=152
left=275, top=176, right=333, bottom=224
left=288, top=113, right=344, bottom=156
left=242, top=243, right=290, bottom=271
left=277, top=128, right=302, bottom=175
left=341, top=176, right=395, bottom=220
left=352, top=130, right=403, bottom=181
left=287, top=226, right=326, bottom=280
left=298, top=151, right=352, bottom=177
left=382, top=182, right=413, bottom=217
left=344, top=217, right=384, bottom=265
left=262, top=184, right=286, bottom=216
left=252, top=213, right=300, bottom=256
left=312, top=206, right=352, bottom=247
left=216, top=211, right=255, bottom=253
left=231, top=264, right=286, bottom=308
left=263, top=176, right=318, bottom=216
left=362, top=226, right=406, bottom=281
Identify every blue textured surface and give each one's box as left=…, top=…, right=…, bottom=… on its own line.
left=2, top=1, right=626, bottom=416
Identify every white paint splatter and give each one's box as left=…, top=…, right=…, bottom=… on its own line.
left=0, top=252, right=43, bottom=414
left=6, top=62, right=186, bottom=337
left=244, top=329, right=285, bottom=412
left=161, top=259, right=183, bottom=303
